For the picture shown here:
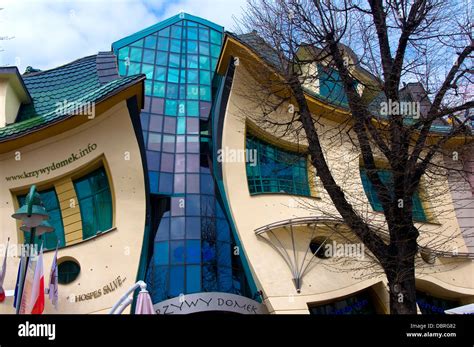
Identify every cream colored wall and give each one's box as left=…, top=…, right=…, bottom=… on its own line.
left=0, top=79, right=22, bottom=128
left=220, top=65, right=474, bottom=314
left=0, top=100, right=146, bottom=314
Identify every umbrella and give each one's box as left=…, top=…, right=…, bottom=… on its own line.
left=135, top=288, right=155, bottom=314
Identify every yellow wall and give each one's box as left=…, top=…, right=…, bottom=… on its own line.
left=220, top=64, right=474, bottom=314
left=0, top=79, right=22, bottom=127
left=0, top=100, right=146, bottom=314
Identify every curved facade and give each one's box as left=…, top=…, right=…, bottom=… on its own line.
left=112, top=14, right=257, bottom=306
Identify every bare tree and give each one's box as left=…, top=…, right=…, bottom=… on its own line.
left=236, top=0, right=473, bottom=313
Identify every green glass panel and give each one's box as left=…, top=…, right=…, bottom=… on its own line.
left=165, top=100, right=177, bottom=116
left=130, top=47, right=142, bottom=62
left=159, top=27, right=170, bottom=37
left=131, top=39, right=144, bottom=47
left=187, top=55, right=198, bottom=69
left=170, top=39, right=181, bottom=53
left=118, top=47, right=130, bottom=60
left=153, top=82, right=166, bottom=97
left=210, top=44, right=221, bottom=58
left=166, top=83, right=179, bottom=99
left=199, top=42, right=209, bottom=56
left=154, top=66, right=167, bottom=81
left=199, top=28, right=209, bottom=42
left=128, top=62, right=141, bottom=75
left=142, top=64, right=154, bottom=79
left=142, top=49, right=156, bottom=64
left=187, top=27, right=198, bottom=40
left=156, top=52, right=168, bottom=66
left=144, top=80, right=152, bottom=96
left=169, top=53, right=180, bottom=68
left=187, top=85, right=199, bottom=100
left=199, top=70, right=211, bottom=85
left=187, top=69, right=199, bottom=84
left=211, top=58, right=218, bottom=71
left=199, top=56, right=210, bottom=70
left=210, top=30, right=222, bottom=44
left=171, top=25, right=182, bottom=39
left=187, top=101, right=199, bottom=117
left=200, top=86, right=211, bottom=101
left=118, top=60, right=127, bottom=76
left=144, top=35, right=157, bottom=49
left=168, top=68, right=179, bottom=83
left=187, top=41, right=198, bottom=54
left=157, top=37, right=169, bottom=51
left=177, top=117, right=186, bottom=135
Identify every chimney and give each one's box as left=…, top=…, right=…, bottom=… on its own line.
left=0, top=67, right=32, bottom=128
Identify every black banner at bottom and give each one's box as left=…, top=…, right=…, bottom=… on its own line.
left=0, top=314, right=471, bottom=346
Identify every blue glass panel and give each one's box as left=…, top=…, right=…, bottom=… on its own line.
left=187, top=40, right=198, bottom=54
left=200, top=86, right=211, bottom=101
left=187, top=27, right=198, bottom=40
left=218, top=266, right=233, bottom=292
left=166, top=83, right=179, bottom=99
left=217, top=218, right=231, bottom=242
left=148, top=132, right=161, bottom=151
left=159, top=173, right=173, bottom=194
left=118, top=60, right=127, bottom=76
left=169, top=266, right=185, bottom=297
left=167, top=68, right=179, bottom=83
left=170, top=217, right=185, bottom=239
left=155, top=217, right=169, bottom=241
left=186, top=265, right=201, bottom=293
left=186, top=195, right=200, bottom=216
left=144, top=80, right=152, bottom=95
left=200, top=174, right=214, bottom=195
left=186, top=240, right=201, bottom=263
left=202, top=264, right=218, bottom=292
left=186, top=217, right=200, bottom=239
left=158, top=27, right=170, bottom=37
left=171, top=197, right=185, bottom=216
left=149, top=171, right=159, bottom=194
left=170, top=241, right=185, bottom=264
left=154, top=241, right=169, bottom=265
left=202, top=241, right=216, bottom=263
left=146, top=151, right=160, bottom=171
left=161, top=153, right=174, bottom=173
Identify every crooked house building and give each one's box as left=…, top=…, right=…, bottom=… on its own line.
left=0, top=13, right=472, bottom=314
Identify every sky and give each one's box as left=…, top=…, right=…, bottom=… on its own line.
left=0, top=0, right=247, bottom=72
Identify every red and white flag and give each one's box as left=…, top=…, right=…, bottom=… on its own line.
left=23, top=245, right=45, bottom=314
left=48, top=244, right=58, bottom=309
left=0, top=238, right=9, bottom=302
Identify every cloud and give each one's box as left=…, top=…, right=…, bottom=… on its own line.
left=0, top=0, right=247, bottom=72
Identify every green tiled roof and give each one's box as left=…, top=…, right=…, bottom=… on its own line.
left=0, top=54, right=144, bottom=141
